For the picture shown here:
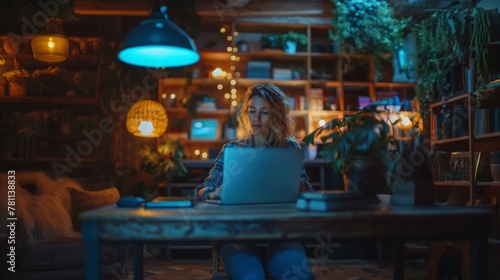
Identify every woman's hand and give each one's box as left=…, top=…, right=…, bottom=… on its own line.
left=208, top=187, right=222, bottom=200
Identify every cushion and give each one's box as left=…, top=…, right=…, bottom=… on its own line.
left=70, top=187, right=120, bottom=232
left=30, top=194, right=78, bottom=240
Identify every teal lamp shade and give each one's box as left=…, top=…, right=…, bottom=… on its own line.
left=118, top=5, right=200, bottom=68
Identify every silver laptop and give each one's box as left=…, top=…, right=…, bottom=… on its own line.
left=206, top=147, right=304, bottom=205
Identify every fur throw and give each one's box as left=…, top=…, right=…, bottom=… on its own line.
left=0, top=171, right=116, bottom=241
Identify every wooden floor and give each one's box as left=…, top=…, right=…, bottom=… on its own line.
left=133, top=258, right=428, bottom=280
left=112, top=243, right=432, bottom=279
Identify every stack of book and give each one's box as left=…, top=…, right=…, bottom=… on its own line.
left=296, top=190, right=367, bottom=211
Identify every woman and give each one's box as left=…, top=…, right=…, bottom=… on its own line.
left=194, top=84, right=315, bottom=280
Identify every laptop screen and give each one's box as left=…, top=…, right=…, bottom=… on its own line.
left=218, top=147, right=304, bottom=204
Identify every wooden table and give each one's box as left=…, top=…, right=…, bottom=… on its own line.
left=81, top=201, right=492, bottom=280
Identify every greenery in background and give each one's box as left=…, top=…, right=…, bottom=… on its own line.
left=281, top=31, right=308, bottom=48
left=470, top=9, right=491, bottom=105
left=138, top=138, right=187, bottom=197
left=329, top=0, right=411, bottom=80
left=260, top=33, right=282, bottom=49
left=413, top=0, right=492, bottom=134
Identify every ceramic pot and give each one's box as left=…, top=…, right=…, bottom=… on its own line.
left=347, top=156, right=386, bottom=203
left=284, top=41, right=297, bottom=54
left=8, top=78, right=27, bottom=96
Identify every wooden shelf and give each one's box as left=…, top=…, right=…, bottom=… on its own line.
left=434, top=135, right=470, bottom=145
left=0, top=96, right=99, bottom=105
left=434, top=181, right=472, bottom=187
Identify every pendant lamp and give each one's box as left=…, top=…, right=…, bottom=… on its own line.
left=31, top=18, right=69, bottom=63
left=118, top=3, right=200, bottom=68
left=126, top=100, right=168, bottom=138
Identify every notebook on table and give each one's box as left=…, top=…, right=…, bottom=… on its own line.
left=206, top=147, right=304, bottom=205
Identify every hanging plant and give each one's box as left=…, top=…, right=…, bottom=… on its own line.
left=470, top=9, right=491, bottom=106
left=329, top=0, right=411, bottom=80
left=413, top=8, right=470, bottom=136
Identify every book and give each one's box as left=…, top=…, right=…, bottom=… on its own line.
left=296, top=197, right=367, bottom=211
left=300, top=190, right=363, bottom=201
left=473, top=108, right=486, bottom=136
left=144, top=196, right=196, bottom=209
left=297, top=190, right=367, bottom=211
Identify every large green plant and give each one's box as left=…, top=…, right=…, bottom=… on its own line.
left=329, top=0, right=410, bottom=80
left=139, top=138, right=187, bottom=195
left=303, top=106, right=397, bottom=175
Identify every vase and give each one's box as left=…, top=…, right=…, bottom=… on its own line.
left=284, top=41, right=297, bottom=54
left=8, top=78, right=27, bottom=96
left=347, top=156, right=386, bottom=203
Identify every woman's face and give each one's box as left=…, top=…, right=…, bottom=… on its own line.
left=247, top=96, right=270, bottom=137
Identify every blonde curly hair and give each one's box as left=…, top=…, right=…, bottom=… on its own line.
left=237, top=84, right=297, bottom=147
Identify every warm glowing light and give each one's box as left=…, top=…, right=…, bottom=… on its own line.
left=227, top=36, right=233, bottom=41
left=194, top=149, right=200, bottom=155
left=161, top=93, right=167, bottom=99
left=31, top=35, right=69, bottom=63
left=231, top=88, right=237, bottom=94
left=235, top=72, right=240, bottom=78
left=231, top=100, right=238, bottom=107
left=235, top=56, right=240, bottom=62
left=233, top=47, right=238, bottom=52
left=230, top=79, right=236, bottom=85
left=126, top=100, right=168, bottom=138
left=227, top=46, right=232, bottom=52
left=224, top=93, right=230, bottom=99
left=202, top=152, right=208, bottom=159
left=233, top=31, right=238, bottom=36
left=230, top=65, right=235, bottom=71
left=212, top=67, right=227, bottom=79
left=230, top=55, right=236, bottom=61
left=220, top=27, right=226, bottom=33
left=217, top=84, right=223, bottom=90
left=138, top=121, right=154, bottom=135
left=318, top=119, right=326, bottom=126
left=170, top=93, right=176, bottom=99
left=401, top=117, right=411, bottom=127
left=231, top=93, right=237, bottom=99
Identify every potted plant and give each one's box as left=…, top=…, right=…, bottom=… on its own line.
left=139, top=138, right=188, bottom=199
left=2, top=68, right=31, bottom=96
left=329, top=0, right=410, bottom=81
left=303, top=106, right=397, bottom=202
left=260, top=33, right=282, bottom=50
left=31, top=66, right=65, bottom=96
left=281, top=31, right=307, bottom=54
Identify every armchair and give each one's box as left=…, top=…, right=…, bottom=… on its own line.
left=0, top=171, right=123, bottom=280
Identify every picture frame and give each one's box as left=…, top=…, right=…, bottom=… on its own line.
left=447, top=151, right=481, bottom=181
left=448, top=151, right=470, bottom=181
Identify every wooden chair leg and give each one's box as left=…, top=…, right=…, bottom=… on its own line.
left=211, top=242, right=220, bottom=279
left=426, top=241, right=448, bottom=280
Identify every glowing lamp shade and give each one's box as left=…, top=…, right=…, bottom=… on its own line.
left=118, top=5, right=200, bottom=68
left=126, top=100, right=168, bottom=137
left=31, top=19, right=69, bottom=63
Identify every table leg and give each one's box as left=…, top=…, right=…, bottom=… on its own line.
left=134, top=243, right=144, bottom=280
left=82, top=220, right=101, bottom=280
left=393, top=240, right=405, bottom=280
left=470, top=237, right=488, bottom=280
